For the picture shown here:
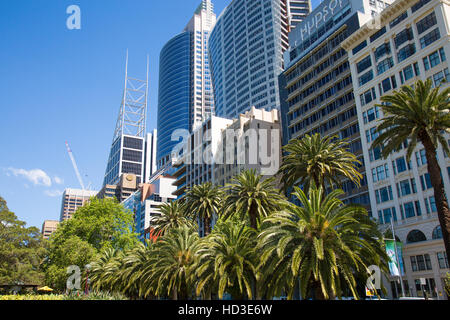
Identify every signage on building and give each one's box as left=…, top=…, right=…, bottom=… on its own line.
left=292, top=0, right=351, bottom=43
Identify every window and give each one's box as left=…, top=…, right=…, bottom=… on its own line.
left=369, top=145, right=383, bottom=161
left=397, top=44, right=416, bottom=62
left=420, top=28, right=440, bottom=49
left=424, top=48, right=446, bottom=70
left=415, top=149, right=427, bottom=166
left=377, top=57, right=394, bottom=75
left=360, top=88, right=377, bottom=106
left=375, top=185, right=393, bottom=203
left=357, top=55, right=372, bottom=73
left=390, top=11, right=408, bottom=28
left=370, top=26, right=386, bottom=43
left=419, top=173, right=432, bottom=190
left=433, top=68, right=450, bottom=87
left=411, top=254, right=432, bottom=271
left=366, top=127, right=378, bottom=143
left=398, top=179, right=411, bottom=196
left=393, top=156, right=409, bottom=174
left=378, top=207, right=397, bottom=224
left=437, top=252, right=449, bottom=269
left=416, top=12, right=437, bottom=34
left=372, top=164, right=389, bottom=182
left=359, top=70, right=374, bottom=87
left=432, top=226, right=442, bottom=239
left=379, top=76, right=397, bottom=94
left=375, top=42, right=391, bottom=61
left=394, top=28, right=414, bottom=48
left=407, top=230, right=427, bottom=243
left=363, top=106, right=380, bottom=124
left=403, top=202, right=416, bottom=218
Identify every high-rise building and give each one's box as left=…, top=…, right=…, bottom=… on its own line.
left=278, top=0, right=391, bottom=210
left=172, top=106, right=281, bottom=236
left=157, top=0, right=217, bottom=169
left=208, top=0, right=311, bottom=120
left=287, top=0, right=312, bottom=29
left=59, top=188, right=98, bottom=221
left=41, top=220, right=59, bottom=240
left=103, top=53, right=149, bottom=186
left=341, top=0, right=450, bottom=299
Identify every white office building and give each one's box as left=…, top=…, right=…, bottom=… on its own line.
left=342, top=0, right=450, bottom=299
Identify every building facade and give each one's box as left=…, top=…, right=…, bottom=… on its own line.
left=122, top=175, right=177, bottom=243
left=172, top=107, right=281, bottom=236
left=97, top=173, right=139, bottom=203
left=103, top=54, right=149, bottom=187
left=341, top=0, right=450, bottom=299
left=59, top=188, right=98, bottom=221
left=209, top=0, right=311, bottom=120
left=278, top=0, right=392, bottom=210
left=157, top=0, right=217, bottom=169
left=41, top=220, right=59, bottom=240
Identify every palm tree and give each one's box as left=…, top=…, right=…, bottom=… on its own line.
left=222, top=169, right=286, bottom=230
left=89, top=248, right=125, bottom=293
left=372, top=79, right=450, bottom=265
left=139, top=225, right=200, bottom=299
left=184, top=182, right=223, bottom=236
left=258, top=185, right=388, bottom=300
left=151, top=200, right=196, bottom=236
left=194, top=220, right=258, bottom=299
left=278, top=133, right=362, bottom=192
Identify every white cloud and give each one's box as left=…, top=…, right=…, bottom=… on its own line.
left=54, top=176, right=64, bottom=185
left=6, top=168, right=52, bottom=187
left=44, top=189, right=63, bottom=197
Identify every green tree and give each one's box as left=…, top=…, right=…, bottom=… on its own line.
left=184, top=182, right=223, bottom=236
left=44, top=236, right=96, bottom=291
left=278, top=133, right=362, bottom=192
left=151, top=200, right=196, bottom=236
left=258, top=186, right=388, bottom=300
left=44, top=197, right=138, bottom=291
left=0, top=196, right=46, bottom=286
left=372, top=79, right=450, bottom=265
left=194, top=219, right=258, bottom=299
left=139, top=225, right=200, bottom=299
left=222, top=169, right=285, bottom=230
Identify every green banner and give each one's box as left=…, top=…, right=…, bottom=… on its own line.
left=385, top=240, right=405, bottom=276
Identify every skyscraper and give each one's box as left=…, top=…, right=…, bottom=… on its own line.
left=156, top=0, right=217, bottom=169
left=278, top=0, right=392, bottom=210
left=208, top=0, right=311, bottom=120
left=103, top=53, right=149, bottom=186
left=59, top=188, right=98, bottom=221
left=341, top=0, right=450, bottom=299
left=144, top=129, right=157, bottom=183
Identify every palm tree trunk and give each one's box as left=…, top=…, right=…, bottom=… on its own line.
left=249, top=203, right=258, bottom=230
left=204, top=216, right=211, bottom=236
left=311, top=280, right=326, bottom=300
left=421, top=134, right=450, bottom=266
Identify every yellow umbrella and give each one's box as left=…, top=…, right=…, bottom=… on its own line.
left=37, top=286, right=54, bottom=292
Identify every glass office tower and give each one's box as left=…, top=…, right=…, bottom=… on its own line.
left=208, top=0, right=311, bottom=119
left=157, top=0, right=216, bottom=169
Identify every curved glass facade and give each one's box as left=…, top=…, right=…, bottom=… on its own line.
left=157, top=32, right=191, bottom=166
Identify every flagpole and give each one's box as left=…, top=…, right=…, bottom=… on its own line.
left=390, top=218, right=406, bottom=298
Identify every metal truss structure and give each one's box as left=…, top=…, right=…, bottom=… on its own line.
left=113, top=51, right=149, bottom=140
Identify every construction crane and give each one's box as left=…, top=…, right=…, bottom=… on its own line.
left=65, top=141, right=86, bottom=190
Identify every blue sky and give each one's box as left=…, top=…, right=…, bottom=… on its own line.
left=0, top=0, right=320, bottom=229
